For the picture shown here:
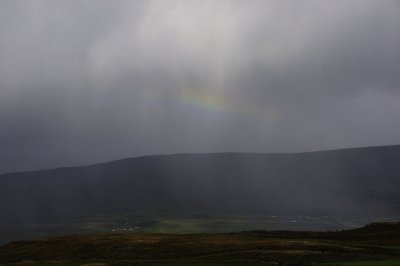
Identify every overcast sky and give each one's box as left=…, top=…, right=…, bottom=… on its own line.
left=0, top=0, right=400, bottom=173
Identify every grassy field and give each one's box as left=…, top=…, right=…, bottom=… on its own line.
left=3, top=213, right=393, bottom=245
left=0, top=222, right=399, bottom=265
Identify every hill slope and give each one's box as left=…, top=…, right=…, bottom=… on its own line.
left=1, top=222, right=400, bottom=266
left=0, top=145, right=399, bottom=226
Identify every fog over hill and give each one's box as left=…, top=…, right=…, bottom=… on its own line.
left=1, top=145, right=399, bottom=227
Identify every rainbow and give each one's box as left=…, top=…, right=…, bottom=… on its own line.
left=143, top=87, right=275, bottom=121
left=179, top=89, right=233, bottom=113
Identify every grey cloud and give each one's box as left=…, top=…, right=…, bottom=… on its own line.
left=0, top=0, right=400, bottom=173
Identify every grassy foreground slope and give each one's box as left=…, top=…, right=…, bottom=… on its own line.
left=0, top=222, right=399, bottom=266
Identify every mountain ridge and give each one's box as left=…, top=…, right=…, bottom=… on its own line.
left=2, top=144, right=400, bottom=177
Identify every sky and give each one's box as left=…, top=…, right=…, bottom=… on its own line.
left=0, top=0, right=400, bottom=173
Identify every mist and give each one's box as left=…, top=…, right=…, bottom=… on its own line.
left=1, top=0, right=400, bottom=173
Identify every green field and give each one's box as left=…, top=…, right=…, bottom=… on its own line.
left=3, top=213, right=391, bottom=245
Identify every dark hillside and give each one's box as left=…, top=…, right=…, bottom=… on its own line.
left=0, top=145, right=399, bottom=226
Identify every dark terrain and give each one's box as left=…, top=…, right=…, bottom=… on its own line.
left=0, top=222, right=400, bottom=265
left=1, top=145, right=400, bottom=243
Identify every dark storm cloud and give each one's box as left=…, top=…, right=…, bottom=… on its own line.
left=1, top=0, right=400, bottom=173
